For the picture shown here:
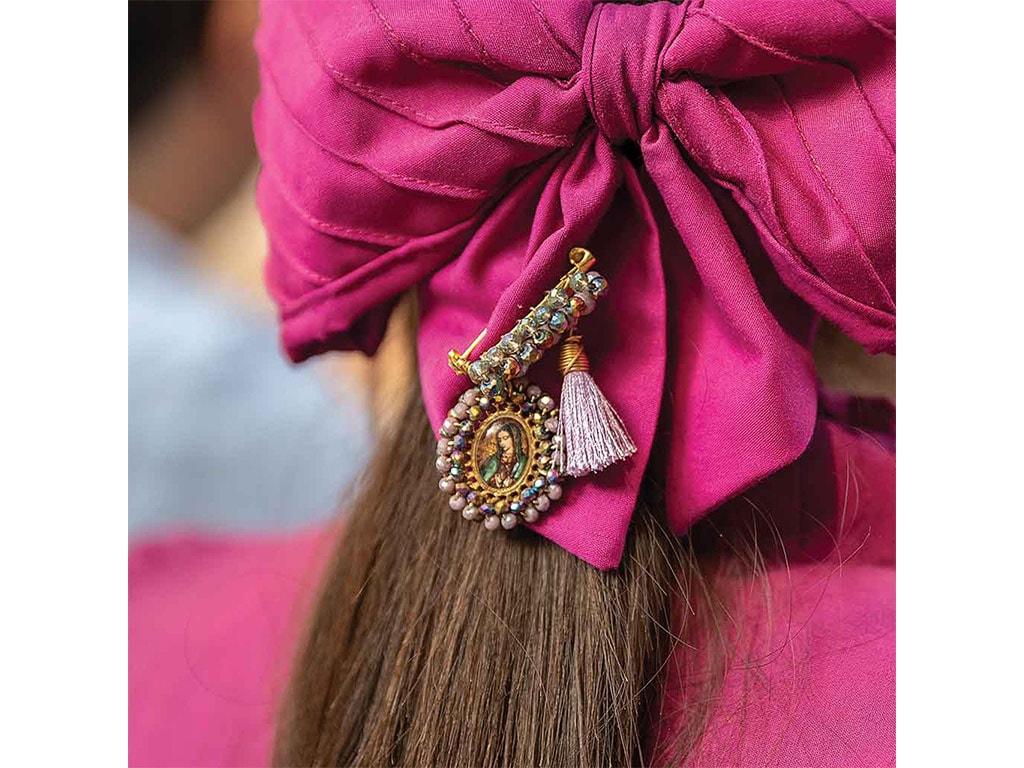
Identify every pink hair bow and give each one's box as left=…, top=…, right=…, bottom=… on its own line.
left=254, top=0, right=895, bottom=569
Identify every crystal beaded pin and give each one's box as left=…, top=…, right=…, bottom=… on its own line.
left=437, top=247, right=635, bottom=531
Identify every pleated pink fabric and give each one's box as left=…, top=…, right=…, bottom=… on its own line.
left=254, top=0, right=895, bottom=569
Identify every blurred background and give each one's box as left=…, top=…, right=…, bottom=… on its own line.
left=128, top=0, right=391, bottom=538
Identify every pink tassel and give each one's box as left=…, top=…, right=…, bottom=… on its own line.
left=556, top=335, right=636, bottom=477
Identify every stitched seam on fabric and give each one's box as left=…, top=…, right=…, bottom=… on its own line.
left=693, top=7, right=828, bottom=66
left=772, top=75, right=894, bottom=309
left=584, top=4, right=604, bottom=138
left=292, top=5, right=576, bottom=145
left=262, top=160, right=410, bottom=251
left=658, top=86, right=893, bottom=328
left=697, top=3, right=895, bottom=153
left=451, top=0, right=502, bottom=71
left=821, top=56, right=895, bottom=153
left=527, top=0, right=581, bottom=67
left=261, top=63, right=492, bottom=199
left=276, top=209, right=485, bottom=320
left=663, top=0, right=694, bottom=62
left=364, top=0, right=432, bottom=66
left=832, top=0, right=895, bottom=40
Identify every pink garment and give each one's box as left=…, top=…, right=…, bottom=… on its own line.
left=254, top=0, right=896, bottom=569
left=128, top=402, right=895, bottom=767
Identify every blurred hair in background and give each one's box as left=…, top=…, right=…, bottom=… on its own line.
left=128, top=0, right=374, bottom=536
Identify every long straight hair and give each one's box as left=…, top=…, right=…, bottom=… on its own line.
left=272, top=378, right=764, bottom=767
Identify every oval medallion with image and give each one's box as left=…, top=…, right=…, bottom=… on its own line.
left=472, top=414, right=533, bottom=493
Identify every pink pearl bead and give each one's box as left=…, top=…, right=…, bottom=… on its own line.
left=501, top=513, right=518, bottom=530
left=439, top=477, right=455, bottom=493
left=483, top=515, right=501, bottom=531
left=522, top=507, right=539, bottom=523
left=534, top=495, right=550, bottom=512
left=452, top=402, right=469, bottom=419
left=546, top=485, right=562, bottom=500
left=449, top=495, right=466, bottom=512
left=544, top=417, right=559, bottom=434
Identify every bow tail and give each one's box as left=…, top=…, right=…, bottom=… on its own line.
left=640, top=120, right=819, bottom=536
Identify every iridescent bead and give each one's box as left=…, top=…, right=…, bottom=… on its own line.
left=500, top=513, right=518, bottom=530
left=519, top=341, right=540, bottom=365
left=500, top=357, right=521, bottom=379
left=439, top=476, right=455, bottom=493
left=453, top=434, right=467, bottom=450
left=461, top=388, right=481, bottom=406
left=533, top=306, right=552, bottom=325
left=576, top=290, right=596, bottom=315
left=547, top=484, right=563, bottom=500
left=533, top=478, right=546, bottom=490
left=452, top=402, right=469, bottom=419
left=449, top=495, right=466, bottom=512
left=538, top=395, right=555, bottom=411
left=548, top=311, right=569, bottom=333
left=466, top=491, right=478, bottom=503
left=462, top=505, right=482, bottom=521
left=498, top=333, right=522, bottom=356
left=587, top=271, right=607, bottom=296
left=522, top=506, right=540, bottom=523
left=459, top=421, right=473, bottom=434
left=483, top=515, right=501, bottom=531
left=481, top=503, right=495, bottom=516
left=449, top=466, right=461, bottom=478
left=569, top=271, right=590, bottom=294
left=543, top=418, right=559, bottom=434
left=481, top=378, right=506, bottom=399
left=450, top=450, right=464, bottom=462
left=526, top=384, right=542, bottom=399
left=510, top=501, right=522, bottom=513
left=532, top=328, right=554, bottom=349
left=534, top=495, right=551, bottom=512
left=436, top=456, right=452, bottom=473
left=521, top=486, right=535, bottom=500
left=468, top=361, right=489, bottom=382
left=547, top=470, right=560, bottom=484
left=547, top=288, right=570, bottom=306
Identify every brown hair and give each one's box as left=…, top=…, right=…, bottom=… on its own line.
left=272, top=377, right=767, bottom=767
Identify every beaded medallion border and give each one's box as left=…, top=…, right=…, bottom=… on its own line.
left=436, top=379, right=564, bottom=531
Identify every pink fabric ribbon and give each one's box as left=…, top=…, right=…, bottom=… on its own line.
left=253, top=0, right=896, bottom=569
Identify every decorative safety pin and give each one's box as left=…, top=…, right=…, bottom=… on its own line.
left=436, top=247, right=634, bottom=532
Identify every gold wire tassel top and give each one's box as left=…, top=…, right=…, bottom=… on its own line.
left=558, top=334, right=590, bottom=375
